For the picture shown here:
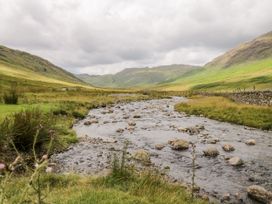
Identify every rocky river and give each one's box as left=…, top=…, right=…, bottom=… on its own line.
left=53, top=97, right=272, bottom=203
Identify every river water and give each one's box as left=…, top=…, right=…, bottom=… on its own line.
left=53, top=97, right=272, bottom=203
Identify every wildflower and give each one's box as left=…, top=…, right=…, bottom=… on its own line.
left=0, top=163, right=6, bottom=172
left=41, top=154, right=48, bottom=161
left=34, top=163, right=39, bottom=169
left=45, top=167, right=53, bottom=173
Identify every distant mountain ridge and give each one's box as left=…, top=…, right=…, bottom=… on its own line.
left=77, top=64, right=201, bottom=88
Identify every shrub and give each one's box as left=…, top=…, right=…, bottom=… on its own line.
left=53, top=109, right=68, bottom=116
left=0, top=108, right=56, bottom=153
left=72, top=111, right=85, bottom=119
left=3, top=84, right=20, bottom=104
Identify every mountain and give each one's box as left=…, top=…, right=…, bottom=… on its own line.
left=206, top=31, right=272, bottom=68
left=161, top=31, right=272, bottom=91
left=0, top=45, right=89, bottom=90
left=78, top=64, right=201, bottom=88
left=0, top=45, right=82, bottom=83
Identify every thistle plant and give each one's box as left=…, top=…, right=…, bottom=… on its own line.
left=0, top=126, right=55, bottom=204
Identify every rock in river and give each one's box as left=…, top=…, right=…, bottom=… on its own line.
left=155, top=144, right=165, bottom=150
left=133, top=149, right=151, bottom=164
left=169, top=139, right=189, bottom=151
left=133, top=115, right=141, bottom=118
left=228, top=157, right=243, bottom=166
left=247, top=185, right=272, bottom=203
left=84, top=119, right=98, bottom=126
left=245, top=139, right=256, bottom=145
left=207, top=138, right=220, bottom=144
left=128, top=121, right=136, bottom=126
left=203, top=147, right=219, bottom=157
left=116, top=128, right=124, bottom=133
left=222, top=144, right=235, bottom=152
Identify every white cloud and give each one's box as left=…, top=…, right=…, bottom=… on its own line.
left=0, top=0, right=271, bottom=75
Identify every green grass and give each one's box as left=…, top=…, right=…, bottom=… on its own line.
left=175, top=96, right=272, bottom=130
left=3, top=173, right=207, bottom=204
left=161, top=58, right=272, bottom=91
left=0, top=103, right=58, bottom=119
left=0, top=45, right=82, bottom=84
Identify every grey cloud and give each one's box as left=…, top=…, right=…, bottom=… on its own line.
left=0, top=0, right=271, bottom=75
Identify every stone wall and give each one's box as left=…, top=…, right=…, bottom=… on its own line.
left=224, top=91, right=272, bottom=106
left=191, top=90, right=272, bottom=106
left=218, top=91, right=272, bottom=106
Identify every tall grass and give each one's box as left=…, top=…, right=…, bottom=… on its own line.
left=3, top=84, right=19, bottom=105
left=0, top=108, right=55, bottom=153
left=175, top=96, right=272, bottom=130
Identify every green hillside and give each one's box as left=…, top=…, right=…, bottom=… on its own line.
left=160, top=31, right=272, bottom=91
left=0, top=45, right=92, bottom=91
left=78, top=64, right=201, bottom=88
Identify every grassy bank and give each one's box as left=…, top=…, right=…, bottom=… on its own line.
left=3, top=172, right=207, bottom=204
left=175, top=96, right=272, bottom=130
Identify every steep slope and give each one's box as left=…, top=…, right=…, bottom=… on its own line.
left=78, top=64, right=201, bottom=88
left=0, top=45, right=91, bottom=91
left=0, top=45, right=82, bottom=83
left=206, top=31, right=272, bottom=68
left=161, top=31, right=272, bottom=91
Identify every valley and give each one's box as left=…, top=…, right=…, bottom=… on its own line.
left=0, top=26, right=271, bottom=204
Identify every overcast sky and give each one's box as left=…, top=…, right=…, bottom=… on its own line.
left=0, top=0, right=271, bottom=75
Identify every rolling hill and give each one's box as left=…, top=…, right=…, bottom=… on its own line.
left=77, top=64, right=201, bottom=88
left=160, top=31, right=272, bottom=91
left=0, top=45, right=91, bottom=91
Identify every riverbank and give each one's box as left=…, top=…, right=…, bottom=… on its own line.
left=175, top=96, right=272, bottom=130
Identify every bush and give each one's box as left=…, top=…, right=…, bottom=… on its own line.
left=3, top=84, right=20, bottom=104
left=3, top=90, right=19, bottom=104
left=53, top=109, right=68, bottom=116
left=0, top=108, right=56, bottom=153
left=72, top=111, right=85, bottom=119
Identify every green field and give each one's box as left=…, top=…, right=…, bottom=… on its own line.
left=160, top=58, right=272, bottom=91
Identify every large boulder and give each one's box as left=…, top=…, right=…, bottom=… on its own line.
left=228, top=157, right=243, bottom=166
left=247, top=185, right=272, bottom=203
left=222, top=144, right=235, bottom=152
left=133, top=149, right=151, bottom=164
left=203, top=147, right=219, bottom=157
left=169, top=139, right=189, bottom=151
